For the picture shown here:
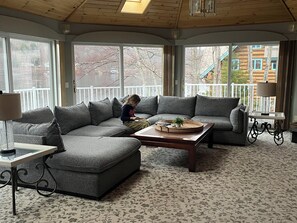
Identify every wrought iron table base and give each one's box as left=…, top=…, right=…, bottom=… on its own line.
left=0, top=159, right=57, bottom=215
left=247, top=120, right=284, bottom=146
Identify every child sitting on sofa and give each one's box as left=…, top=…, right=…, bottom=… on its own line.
left=121, top=94, right=150, bottom=131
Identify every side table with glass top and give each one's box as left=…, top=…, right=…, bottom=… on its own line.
left=247, top=112, right=285, bottom=146
left=0, top=143, right=57, bottom=215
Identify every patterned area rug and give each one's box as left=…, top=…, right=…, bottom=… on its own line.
left=1, top=132, right=297, bottom=223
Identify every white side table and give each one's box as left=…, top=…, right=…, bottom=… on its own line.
left=247, top=112, right=285, bottom=146
left=0, top=143, right=57, bottom=215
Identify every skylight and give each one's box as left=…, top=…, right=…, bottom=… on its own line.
left=121, top=0, right=151, bottom=14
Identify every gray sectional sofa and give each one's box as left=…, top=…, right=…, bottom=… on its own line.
left=1, top=94, right=248, bottom=199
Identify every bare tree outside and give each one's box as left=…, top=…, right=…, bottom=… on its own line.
left=74, top=45, right=163, bottom=103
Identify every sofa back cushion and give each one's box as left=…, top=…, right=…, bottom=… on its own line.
left=13, top=120, right=65, bottom=153
left=195, top=94, right=240, bottom=117
left=111, top=95, right=129, bottom=118
left=54, top=102, right=91, bottom=134
left=14, top=107, right=54, bottom=124
left=136, top=96, right=158, bottom=115
left=89, top=98, right=113, bottom=125
left=157, top=95, right=196, bottom=117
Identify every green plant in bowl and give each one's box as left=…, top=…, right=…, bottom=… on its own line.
left=173, top=117, right=184, bottom=127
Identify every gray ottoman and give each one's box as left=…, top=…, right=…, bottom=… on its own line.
left=46, top=135, right=141, bottom=198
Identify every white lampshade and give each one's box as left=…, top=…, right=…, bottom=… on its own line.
left=257, top=82, right=276, bottom=97
left=0, top=93, right=22, bottom=120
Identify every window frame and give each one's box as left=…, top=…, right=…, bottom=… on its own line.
left=252, top=45, right=262, bottom=49
left=0, top=33, right=59, bottom=111
left=231, top=58, right=240, bottom=70
left=252, top=59, right=263, bottom=70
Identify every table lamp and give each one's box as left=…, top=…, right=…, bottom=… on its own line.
left=0, top=91, right=22, bottom=154
left=257, top=81, right=276, bottom=115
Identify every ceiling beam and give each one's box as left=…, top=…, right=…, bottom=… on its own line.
left=63, top=0, right=88, bottom=22
left=175, top=0, right=184, bottom=29
left=280, top=0, right=296, bottom=21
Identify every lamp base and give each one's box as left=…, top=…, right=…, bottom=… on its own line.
left=0, top=148, right=16, bottom=155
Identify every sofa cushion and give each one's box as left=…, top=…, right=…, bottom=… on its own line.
left=14, top=107, right=54, bottom=124
left=13, top=120, right=65, bottom=152
left=195, top=94, right=239, bottom=117
left=99, top=118, right=134, bottom=134
left=191, top=116, right=233, bottom=130
left=111, top=95, right=129, bottom=118
left=89, top=98, right=113, bottom=125
left=136, top=96, right=158, bottom=115
left=147, top=114, right=191, bottom=125
left=135, top=113, right=152, bottom=119
left=14, top=134, right=46, bottom=145
left=67, top=125, right=126, bottom=137
left=230, top=104, right=246, bottom=133
left=157, top=96, right=196, bottom=117
left=54, top=102, right=91, bottom=135
left=46, top=136, right=141, bottom=173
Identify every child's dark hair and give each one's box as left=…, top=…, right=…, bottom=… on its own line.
left=126, top=94, right=141, bottom=105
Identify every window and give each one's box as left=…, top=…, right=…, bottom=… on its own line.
left=10, top=38, right=55, bottom=111
left=74, top=44, right=163, bottom=104
left=185, top=46, right=229, bottom=97
left=232, top=59, right=240, bottom=70
left=252, top=45, right=262, bottom=49
left=0, top=35, right=57, bottom=112
left=123, top=46, right=163, bottom=96
left=74, top=45, right=120, bottom=104
left=252, top=59, right=262, bottom=70
left=271, top=59, right=277, bottom=70
left=186, top=43, right=279, bottom=112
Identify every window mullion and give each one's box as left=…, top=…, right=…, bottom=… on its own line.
left=120, top=45, right=124, bottom=96
left=227, top=44, right=232, bottom=97
left=5, top=37, right=13, bottom=92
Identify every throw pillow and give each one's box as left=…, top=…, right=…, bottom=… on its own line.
left=14, top=107, right=54, bottom=124
left=136, top=96, right=158, bottom=115
left=13, top=119, right=65, bottom=153
left=54, top=102, right=91, bottom=134
left=89, top=98, right=113, bottom=125
left=111, top=95, right=129, bottom=118
left=195, top=94, right=240, bottom=117
left=157, top=95, right=196, bottom=117
left=230, top=104, right=246, bottom=133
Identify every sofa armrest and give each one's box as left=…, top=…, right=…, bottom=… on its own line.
left=14, top=134, right=46, bottom=145
left=230, top=105, right=248, bottom=133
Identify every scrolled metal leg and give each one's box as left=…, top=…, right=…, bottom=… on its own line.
left=274, top=121, right=284, bottom=146
left=0, top=170, right=12, bottom=188
left=248, top=120, right=259, bottom=144
left=16, top=160, right=57, bottom=197
left=36, top=164, right=57, bottom=197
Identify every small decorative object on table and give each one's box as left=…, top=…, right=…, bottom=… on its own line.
left=155, top=119, right=204, bottom=133
left=172, top=117, right=184, bottom=127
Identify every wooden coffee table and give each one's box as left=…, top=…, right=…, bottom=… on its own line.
left=131, top=123, right=214, bottom=172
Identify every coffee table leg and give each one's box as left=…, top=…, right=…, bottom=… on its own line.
left=208, top=130, right=214, bottom=148
left=188, top=148, right=196, bottom=172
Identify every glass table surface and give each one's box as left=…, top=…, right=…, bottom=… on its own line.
left=0, top=143, right=57, bottom=167
left=0, top=148, right=38, bottom=161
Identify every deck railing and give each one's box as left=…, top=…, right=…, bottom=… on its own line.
left=15, top=83, right=275, bottom=112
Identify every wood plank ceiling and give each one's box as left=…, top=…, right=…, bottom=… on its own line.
left=0, top=0, right=296, bottom=29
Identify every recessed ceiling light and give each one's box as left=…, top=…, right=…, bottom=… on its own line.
left=121, top=0, right=151, bottom=14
